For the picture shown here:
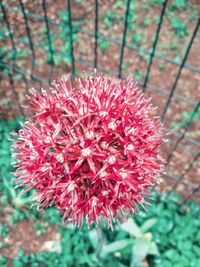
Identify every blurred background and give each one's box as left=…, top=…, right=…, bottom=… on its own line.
left=0, top=0, right=199, bottom=267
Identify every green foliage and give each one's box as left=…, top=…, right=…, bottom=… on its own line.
left=0, top=15, right=30, bottom=75
left=103, top=1, right=137, bottom=32
left=171, top=0, right=186, bottom=10
left=104, top=10, right=117, bottom=28
left=132, top=32, right=142, bottom=46
left=171, top=107, right=200, bottom=131
left=134, top=70, right=143, bottom=80
left=34, top=221, right=47, bottom=236
left=57, top=10, right=80, bottom=66
left=153, top=15, right=160, bottom=25
left=0, top=255, right=7, bottom=266
left=136, top=193, right=200, bottom=267
left=120, top=218, right=159, bottom=267
left=0, top=117, right=27, bottom=206
left=142, top=17, right=150, bottom=27
left=170, top=17, right=188, bottom=37
left=75, top=0, right=82, bottom=4
left=99, top=39, right=110, bottom=52
left=39, top=10, right=83, bottom=66
left=158, top=64, right=166, bottom=71
left=0, top=42, right=30, bottom=75
left=188, top=10, right=197, bottom=22
left=0, top=223, right=9, bottom=237
left=139, top=48, right=150, bottom=63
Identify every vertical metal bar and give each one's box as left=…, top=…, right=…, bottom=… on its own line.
left=167, top=101, right=200, bottom=163
left=67, top=0, right=75, bottom=75
left=42, top=0, right=54, bottom=85
left=118, top=0, right=131, bottom=79
left=94, top=0, right=99, bottom=69
left=0, top=0, right=17, bottom=70
left=143, top=0, right=168, bottom=90
left=171, top=152, right=199, bottom=191
left=161, top=18, right=200, bottom=121
left=0, top=0, right=25, bottom=117
left=18, top=0, right=36, bottom=79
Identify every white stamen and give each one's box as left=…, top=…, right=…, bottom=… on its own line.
left=44, top=136, right=51, bottom=144
left=68, top=182, right=75, bottom=192
left=108, top=121, right=116, bottom=130
left=120, top=172, right=128, bottom=179
left=99, top=111, right=108, bottom=117
left=100, top=171, right=108, bottom=178
left=127, top=144, right=134, bottom=150
left=78, top=107, right=84, bottom=115
left=41, top=167, right=48, bottom=172
left=56, top=103, right=61, bottom=108
left=41, top=88, right=47, bottom=95
left=82, top=147, right=91, bottom=157
left=108, top=155, right=116, bottom=164
left=28, top=143, right=34, bottom=149
left=72, top=137, right=79, bottom=144
left=101, top=141, right=108, bottom=149
left=102, top=190, right=109, bottom=196
left=30, top=153, right=38, bottom=160
left=138, top=176, right=143, bottom=180
left=92, top=199, right=97, bottom=207
left=128, top=127, right=135, bottom=134
left=85, top=130, right=94, bottom=140
left=56, top=153, right=64, bottom=163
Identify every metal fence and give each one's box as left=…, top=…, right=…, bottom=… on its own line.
left=0, top=0, right=199, bottom=201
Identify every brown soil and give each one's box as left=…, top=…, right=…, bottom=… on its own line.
left=0, top=208, right=60, bottom=266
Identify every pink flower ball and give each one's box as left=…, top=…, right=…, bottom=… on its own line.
left=12, top=74, right=165, bottom=228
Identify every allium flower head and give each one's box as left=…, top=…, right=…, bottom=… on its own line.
left=12, top=74, right=165, bottom=228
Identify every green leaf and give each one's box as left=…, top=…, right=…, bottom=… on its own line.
left=120, top=218, right=142, bottom=237
left=99, top=39, right=110, bottom=51
left=172, top=262, right=186, bottom=267
left=189, top=10, right=197, bottom=21
left=193, top=245, right=200, bottom=256
left=106, top=259, right=127, bottom=267
left=171, top=17, right=187, bottom=37
left=157, top=218, right=173, bottom=234
left=142, top=17, right=150, bottom=27
left=0, top=255, right=7, bottom=265
left=154, top=15, right=160, bottom=24
left=134, top=70, right=142, bottom=80
left=13, top=259, right=24, bottom=267
left=177, top=240, right=192, bottom=251
left=148, top=242, right=159, bottom=255
left=131, top=237, right=150, bottom=267
left=132, top=32, right=142, bottom=45
left=141, top=218, right=156, bottom=233
left=165, top=249, right=180, bottom=262
left=59, top=10, right=69, bottom=21
left=172, top=0, right=186, bottom=9
left=63, top=55, right=71, bottom=65
left=100, top=239, right=132, bottom=259
left=88, top=229, right=98, bottom=249
left=159, top=64, right=166, bottom=70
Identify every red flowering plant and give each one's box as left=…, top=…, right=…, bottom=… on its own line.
left=12, top=73, right=165, bottom=229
